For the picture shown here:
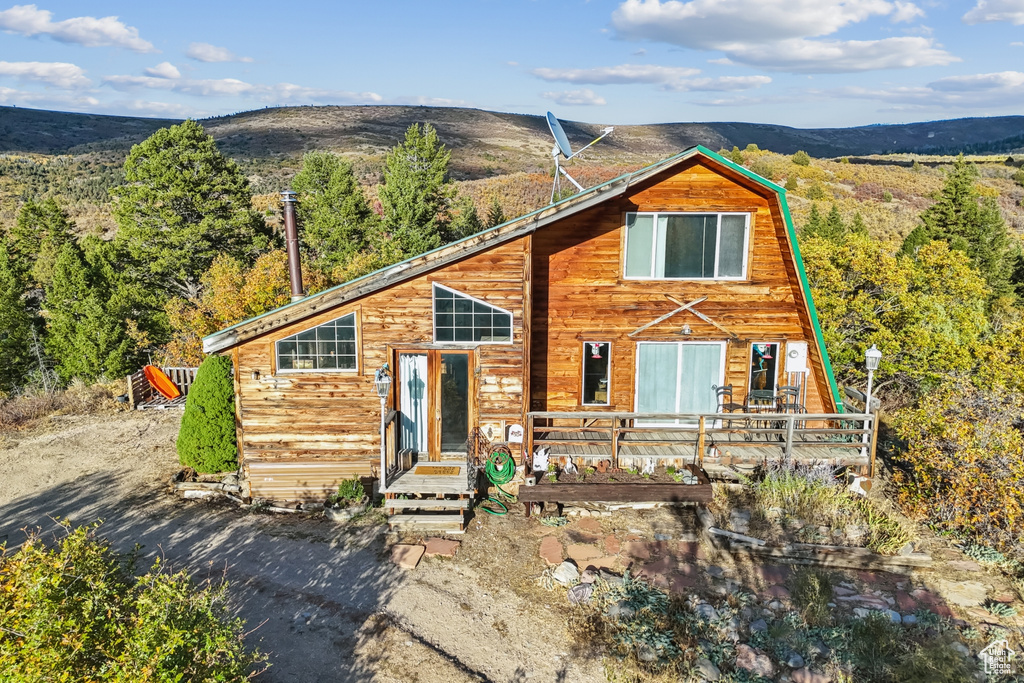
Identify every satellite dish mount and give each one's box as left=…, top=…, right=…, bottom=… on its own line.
left=546, top=112, right=613, bottom=204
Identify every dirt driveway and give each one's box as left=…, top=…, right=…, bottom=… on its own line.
left=0, top=411, right=603, bottom=683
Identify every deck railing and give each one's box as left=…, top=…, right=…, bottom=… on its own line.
left=526, top=411, right=877, bottom=475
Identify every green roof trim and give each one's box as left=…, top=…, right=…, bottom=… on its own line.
left=692, top=145, right=844, bottom=412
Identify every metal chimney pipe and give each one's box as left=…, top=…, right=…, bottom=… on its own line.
left=280, top=190, right=303, bottom=302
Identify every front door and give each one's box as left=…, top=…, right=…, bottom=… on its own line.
left=397, top=349, right=473, bottom=461
left=635, top=342, right=725, bottom=425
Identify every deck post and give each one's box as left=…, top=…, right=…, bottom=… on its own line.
left=869, top=414, right=879, bottom=478
left=526, top=413, right=535, bottom=469
left=784, top=414, right=795, bottom=462
left=697, top=416, right=706, bottom=467
left=611, top=415, right=620, bottom=470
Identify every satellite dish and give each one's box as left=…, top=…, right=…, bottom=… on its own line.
left=544, top=112, right=613, bottom=204
left=547, top=112, right=573, bottom=159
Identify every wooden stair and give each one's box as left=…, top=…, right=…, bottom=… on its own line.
left=382, top=462, right=476, bottom=534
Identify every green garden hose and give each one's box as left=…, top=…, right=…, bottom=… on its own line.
left=478, top=449, right=516, bottom=516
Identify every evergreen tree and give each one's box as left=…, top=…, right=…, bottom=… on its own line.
left=9, top=198, right=74, bottom=288
left=446, top=194, right=482, bottom=241
left=377, top=123, right=454, bottom=259
left=902, top=155, right=1013, bottom=297
left=43, top=242, right=144, bottom=382
left=850, top=212, right=868, bottom=236
left=801, top=204, right=824, bottom=238
left=729, top=146, right=744, bottom=165
left=792, top=150, right=811, bottom=166
left=0, top=243, right=33, bottom=393
left=821, top=204, right=846, bottom=241
left=784, top=176, right=798, bottom=192
left=292, top=151, right=374, bottom=275
left=177, top=354, right=237, bottom=473
left=111, top=120, right=273, bottom=300
left=485, top=197, right=506, bottom=228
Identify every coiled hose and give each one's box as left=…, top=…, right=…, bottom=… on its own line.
left=478, top=448, right=516, bottom=515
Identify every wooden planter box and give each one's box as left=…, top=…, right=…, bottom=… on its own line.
left=517, top=464, right=712, bottom=505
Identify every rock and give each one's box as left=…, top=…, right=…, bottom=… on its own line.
left=707, top=565, right=726, bottom=579
left=567, top=544, right=602, bottom=563
left=787, top=653, right=806, bottom=669
left=895, top=591, right=918, bottom=611
left=539, top=536, right=564, bottom=565
left=768, top=600, right=785, bottom=610
left=792, top=668, right=832, bottom=683
left=567, top=582, right=594, bottom=605
left=606, top=599, right=635, bottom=620
left=580, top=556, right=619, bottom=571
left=637, top=644, right=659, bottom=663
left=423, top=537, right=460, bottom=558
left=695, top=603, right=719, bottom=621
left=623, top=541, right=651, bottom=560
left=654, top=533, right=672, bottom=541
left=766, top=585, right=792, bottom=600
left=898, top=542, right=916, bottom=556
left=636, top=556, right=676, bottom=587
left=598, top=569, right=623, bottom=585
left=901, top=613, right=917, bottom=626
left=886, top=610, right=902, bottom=624
left=951, top=642, right=971, bottom=658
left=551, top=561, right=580, bottom=586
left=806, top=640, right=831, bottom=660
left=735, top=644, right=775, bottom=678
left=833, top=585, right=857, bottom=597
left=935, top=579, right=988, bottom=607
left=853, top=608, right=872, bottom=618
left=579, top=569, right=598, bottom=584
left=947, top=560, right=982, bottom=572
left=740, top=606, right=755, bottom=620
left=678, top=531, right=700, bottom=542
left=844, top=524, right=868, bottom=541
left=693, top=657, right=721, bottom=681
left=221, top=473, right=239, bottom=486
left=730, top=509, right=752, bottom=533
left=577, top=517, right=602, bottom=533
left=604, top=535, right=621, bottom=555
left=756, top=564, right=792, bottom=584
left=749, top=618, right=768, bottom=633
left=390, top=544, right=425, bottom=569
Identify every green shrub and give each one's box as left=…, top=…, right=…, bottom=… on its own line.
left=328, top=478, right=365, bottom=507
left=792, top=150, right=811, bottom=166
left=785, top=176, right=798, bottom=192
left=882, top=190, right=893, bottom=202
left=177, top=354, right=237, bottom=473
left=791, top=569, right=833, bottom=626
left=0, top=523, right=265, bottom=682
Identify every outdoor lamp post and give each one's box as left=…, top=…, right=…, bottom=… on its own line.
left=862, top=344, right=882, bottom=459
left=374, top=364, right=392, bottom=491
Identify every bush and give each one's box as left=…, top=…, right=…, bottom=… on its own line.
left=792, top=150, right=811, bottom=166
left=0, top=523, right=265, bottom=682
left=790, top=569, right=833, bottom=626
left=328, top=479, right=365, bottom=507
left=177, top=355, right=238, bottom=473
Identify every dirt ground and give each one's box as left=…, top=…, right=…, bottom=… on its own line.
left=0, top=410, right=608, bottom=683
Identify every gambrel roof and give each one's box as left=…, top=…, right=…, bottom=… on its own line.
left=203, top=145, right=843, bottom=409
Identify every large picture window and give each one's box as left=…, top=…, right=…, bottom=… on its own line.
left=276, top=313, right=357, bottom=371
left=624, top=212, right=749, bottom=280
left=582, top=341, right=611, bottom=406
left=433, top=284, right=512, bottom=343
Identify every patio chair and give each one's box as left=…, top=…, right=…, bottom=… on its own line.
left=714, top=385, right=745, bottom=441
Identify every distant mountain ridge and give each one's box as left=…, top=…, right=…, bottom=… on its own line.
left=1, top=105, right=1022, bottom=177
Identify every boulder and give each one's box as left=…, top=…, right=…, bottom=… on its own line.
left=693, top=657, right=721, bottom=681
left=735, top=644, right=775, bottom=678
left=390, top=544, right=425, bottom=570
left=551, top=560, right=580, bottom=586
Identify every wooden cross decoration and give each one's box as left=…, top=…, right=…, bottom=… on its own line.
left=627, top=295, right=738, bottom=339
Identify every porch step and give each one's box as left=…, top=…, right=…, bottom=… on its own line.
left=388, top=513, right=465, bottom=533
left=385, top=498, right=471, bottom=510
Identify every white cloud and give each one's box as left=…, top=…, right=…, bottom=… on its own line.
left=662, top=75, right=772, bottom=91
left=833, top=71, right=1024, bottom=108
left=0, top=4, right=154, bottom=52
left=1013, top=41, right=1024, bottom=46
left=0, top=60, right=89, bottom=88
left=102, top=70, right=382, bottom=105
left=144, top=62, right=180, bottom=79
left=963, top=0, right=1024, bottom=25
left=610, top=0, right=955, bottom=72
left=531, top=64, right=699, bottom=85
left=390, top=95, right=470, bottom=107
left=185, top=42, right=253, bottom=63
left=541, top=88, right=607, bottom=106
left=0, top=85, right=99, bottom=108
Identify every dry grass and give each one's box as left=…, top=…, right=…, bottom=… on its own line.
left=0, top=380, right=121, bottom=432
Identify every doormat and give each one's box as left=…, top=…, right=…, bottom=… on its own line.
left=413, top=466, right=460, bottom=476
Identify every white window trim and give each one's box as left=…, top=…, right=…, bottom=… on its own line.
left=431, top=282, right=514, bottom=345
left=633, top=341, right=727, bottom=427
left=623, top=211, right=750, bottom=281
left=275, top=312, right=359, bottom=374
left=748, top=341, right=781, bottom=396
left=581, top=340, right=612, bottom=407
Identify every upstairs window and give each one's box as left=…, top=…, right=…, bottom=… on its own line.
left=624, top=212, right=749, bottom=280
left=433, top=284, right=512, bottom=343
left=276, top=313, right=357, bottom=372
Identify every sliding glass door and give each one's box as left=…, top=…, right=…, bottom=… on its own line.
left=635, top=342, right=725, bottom=425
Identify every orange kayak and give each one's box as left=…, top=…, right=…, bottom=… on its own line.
left=144, top=365, right=181, bottom=400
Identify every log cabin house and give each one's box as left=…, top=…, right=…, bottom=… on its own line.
left=203, top=146, right=873, bottom=532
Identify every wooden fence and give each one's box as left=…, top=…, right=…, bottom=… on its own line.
left=126, top=367, right=198, bottom=410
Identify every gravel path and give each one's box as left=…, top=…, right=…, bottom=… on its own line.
left=0, top=411, right=600, bottom=683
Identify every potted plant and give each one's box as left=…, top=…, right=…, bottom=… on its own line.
left=547, top=463, right=558, bottom=483
left=325, top=479, right=370, bottom=523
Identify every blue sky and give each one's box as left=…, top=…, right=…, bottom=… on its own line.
left=0, top=1, right=1022, bottom=128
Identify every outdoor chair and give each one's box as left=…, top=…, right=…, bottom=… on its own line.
left=714, top=384, right=745, bottom=441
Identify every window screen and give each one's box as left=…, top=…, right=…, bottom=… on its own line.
left=582, top=342, right=611, bottom=405
left=276, top=313, right=357, bottom=371
left=433, top=284, right=512, bottom=343
left=625, top=212, right=748, bottom=279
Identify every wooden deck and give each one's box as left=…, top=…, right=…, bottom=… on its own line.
left=381, top=462, right=475, bottom=496
left=518, top=464, right=712, bottom=504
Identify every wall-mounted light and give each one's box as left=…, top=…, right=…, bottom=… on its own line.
left=681, top=324, right=692, bottom=335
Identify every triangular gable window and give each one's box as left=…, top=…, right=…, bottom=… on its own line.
left=433, top=284, right=512, bottom=343
left=276, top=312, right=357, bottom=371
